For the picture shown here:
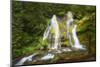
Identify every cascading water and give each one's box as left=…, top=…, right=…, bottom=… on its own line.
left=41, top=15, right=61, bottom=60
left=43, top=15, right=60, bottom=50
left=15, top=53, right=37, bottom=65
left=72, top=25, right=85, bottom=49
left=41, top=53, right=54, bottom=60
left=66, top=20, right=73, bottom=47
left=43, top=25, right=51, bottom=41
left=66, top=11, right=85, bottom=50
left=51, top=15, right=60, bottom=50
left=66, top=11, right=74, bottom=47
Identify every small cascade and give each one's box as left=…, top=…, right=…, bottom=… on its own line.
left=15, top=53, right=37, bottom=65
left=41, top=53, right=54, bottom=60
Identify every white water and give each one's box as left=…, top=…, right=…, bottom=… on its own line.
left=66, top=11, right=85, bottom=50
left=62, top=48, right=72, bottom=52
left=66, top=20, right=73, bottom=46
left=15, top=53, right=37, bottom=65
left=51, top=15, right=60, bottom=50
left=72, top=25, right=85, bottom=49
left=43, top=25, right=51, bottom=40
left=66, top=12, right=74, bottom=47
left=43, top=15, right=60, bottom=50
left=41, top=53, right=54, bottom=60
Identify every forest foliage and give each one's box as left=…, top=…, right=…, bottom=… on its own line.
left=12, top=1, right=96, bottom=59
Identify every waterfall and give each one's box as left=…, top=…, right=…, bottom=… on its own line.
left=66, top=11, right=85, bottom=50
left=43, top=15, right=60, bottom=50
left=51, top=15, right=60, bottom=50
left=66, top=11, right=74, bottom=47
left=72, top=25, right=85, bottom=49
